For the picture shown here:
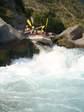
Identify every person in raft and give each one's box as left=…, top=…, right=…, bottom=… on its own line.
left=35, top=18, right=48, bottom=35
left=24, top=17, right=48, bottom=35
left=24, top=17, right=35, bottom=35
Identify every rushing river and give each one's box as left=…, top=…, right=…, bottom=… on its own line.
left=0, top=46, right=84, bottom=112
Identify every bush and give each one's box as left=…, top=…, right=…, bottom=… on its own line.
left=25, top=8, right=33, bottom=18
left=32, top=11, right=65, bottom=33
left=46, top=17, right=65, bottom=34
left=37, top=0, right=55, bottom=3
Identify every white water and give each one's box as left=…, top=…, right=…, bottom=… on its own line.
left=0, top=46, right=84, bottom=112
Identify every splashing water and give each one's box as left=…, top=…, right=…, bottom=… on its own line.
left=0, top=46, right=84, bottom=112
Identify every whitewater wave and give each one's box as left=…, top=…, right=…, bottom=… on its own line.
left=0, top=46, right=84, bottom=81
left=0, top=45, right=84, bottom=112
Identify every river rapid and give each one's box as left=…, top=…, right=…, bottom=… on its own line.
left=0, top=45, right=84, bottom=112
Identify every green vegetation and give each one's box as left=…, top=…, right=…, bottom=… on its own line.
left=0, top=0, right=84, bottom=33
left=46, top=17, right=65, bottom=34
left=21, top=0, right=84, bottom=33
left=14, top=0, right=25, bottom=12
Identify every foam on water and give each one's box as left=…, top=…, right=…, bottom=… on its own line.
left=0, top=45, right=84, bottom=112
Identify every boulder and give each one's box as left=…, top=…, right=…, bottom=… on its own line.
left=0, top=18, right=39, bottom=66
left=0, top=49, right=10, bottom=66
left=37, top=37, right=53, bottom=47
left=0, top=18, right=25, bottom=43
left=54, top=25, right=84, bottom=48
left=0, top=0, right=26, bottom=30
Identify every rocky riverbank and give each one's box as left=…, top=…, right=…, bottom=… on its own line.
left=0, top=16, right=84, bottom=66
left=0, top=18, right=39, bottom=66
left=53, top=25, right=84, bottom=48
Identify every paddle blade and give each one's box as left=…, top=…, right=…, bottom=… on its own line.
left=41, top=25, right=45, bottom=29
left=30, top=16, right=34, bottom=25
left=45, top=18, right=48, bottom=27
left=27, top=19, right=32, bottom=27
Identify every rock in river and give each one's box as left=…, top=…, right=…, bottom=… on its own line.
left=54, top=25, right=84, bottom=48
left=0, top=18, right=39, bottom=66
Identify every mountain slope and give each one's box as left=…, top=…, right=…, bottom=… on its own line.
left=0, top=0, right=84, bottom=33
left=23, top=0, right=84, bottom=27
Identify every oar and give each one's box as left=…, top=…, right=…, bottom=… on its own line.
left=27, top=19, right=32, bottom=28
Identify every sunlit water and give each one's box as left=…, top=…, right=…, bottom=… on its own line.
left=0, top=46, right=84, bottom=112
